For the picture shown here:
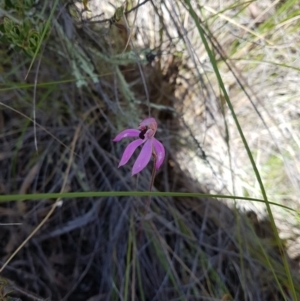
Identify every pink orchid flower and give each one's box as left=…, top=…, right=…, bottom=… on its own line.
left=113, top=117, right=165, bottom=175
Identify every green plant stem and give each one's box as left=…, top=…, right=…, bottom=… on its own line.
left=146, top=153, right=157, bottom=212
left=138, top=154, right=157, bottom=239
left=183, top=1, right=296, bottom=299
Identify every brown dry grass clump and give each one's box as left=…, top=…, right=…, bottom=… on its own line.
left=0, top=1, right=300, bottom=300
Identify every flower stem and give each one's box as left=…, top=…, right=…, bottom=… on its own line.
left=145, top=153, right=157, bottom=213
left=138, top=153, right=157, bottom=240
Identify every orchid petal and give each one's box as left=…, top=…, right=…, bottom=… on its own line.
left=113, top=129, right=140, bottom=142
left=132, top=139, right=153, bottom=175
left=153, top=138, right=165, bottom=170
left=139, top=118, right=157, bottom=131
left=118, top=139, right=144, bottom=167
left=145, top=129, right=154, bottom=139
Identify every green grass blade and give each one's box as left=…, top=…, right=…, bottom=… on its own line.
left=182, top=0, right=296, bottom=299
left=124, top=215, right=133, bottom=301
left=0, top=191, right=298, bottom=213
left=25, top=0, right=60, bottom=79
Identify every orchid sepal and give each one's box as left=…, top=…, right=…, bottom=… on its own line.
left=113, top=129, right=140, bottom=142
left=118, top=139, right=144, bottom=167
left=152, top=139, right=165, bottom=170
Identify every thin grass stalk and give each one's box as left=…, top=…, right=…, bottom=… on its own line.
left=25, top=0, right=60, bottom=78
left=124, top=218, right=133, bottom=301
left=0, top=192, right=297, bottom=213
left=182, top=0, right=296, bottom=299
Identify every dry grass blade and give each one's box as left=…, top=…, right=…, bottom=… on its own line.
left=0, top=125, right=81, bottom=273
left=0, top=0, right=300, bottom=300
